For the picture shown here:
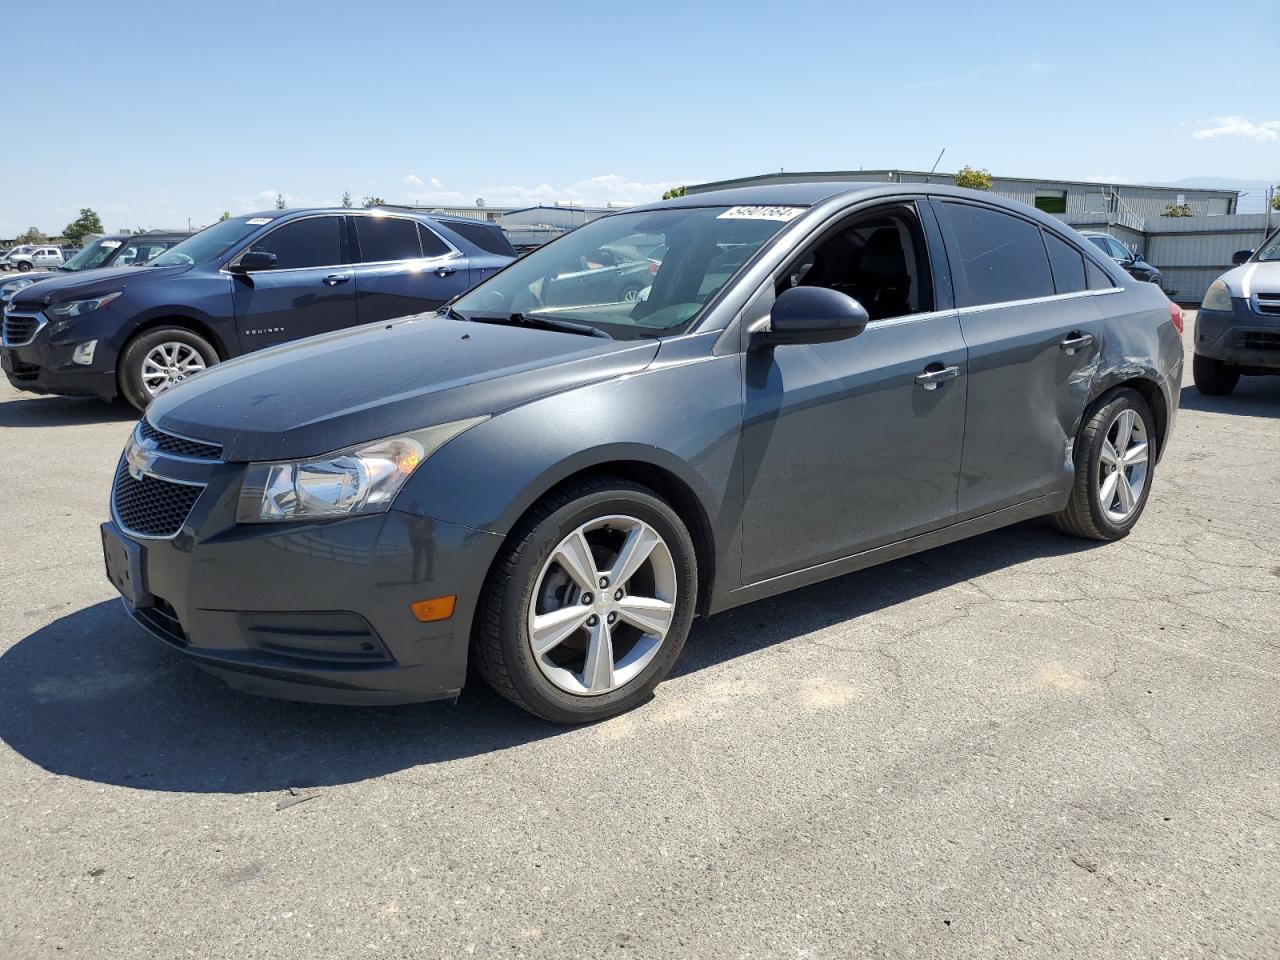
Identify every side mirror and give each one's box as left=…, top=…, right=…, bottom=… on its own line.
left=1131, top=250, right=1144, bottom=262
left=1232, top=249, right=1254, bottom=266
left=231, top=251, right=278, bottom=273
left=752, top=286, right=869, bottom=348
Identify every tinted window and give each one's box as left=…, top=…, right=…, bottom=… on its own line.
left=417, top=223, right=450, bottom=258
left=1107, top=237, right=1132, bottom=260
left=356, top=216, right=423, bottom=262
left=1086, top=236, right=1109, bottom=255
left=1043, top=232, right=1087, bottom=295
left=942, top=203, right=1054, bottom=306
left=152, top=217, right=275, bottom=267
left=438, top=219, right=514, bottom=256
left=1087, top=259, right=1114, bottom=290
left=249, top=216, right=344, bottom=269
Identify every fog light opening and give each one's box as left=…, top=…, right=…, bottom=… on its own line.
left=411, top=595, right=456, bottom=623
left=72, top=340, right=98, bottom=365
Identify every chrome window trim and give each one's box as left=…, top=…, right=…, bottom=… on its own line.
left=222, top=212, right=351, bottom=275
left=350, top=212, right=462, bottom=265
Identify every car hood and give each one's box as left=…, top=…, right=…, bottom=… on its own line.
left=147, top=314, right=660, bottom=462
left=12, top=264, right=192, bottom=305
left=1221, top=260, right=1280, bottom=297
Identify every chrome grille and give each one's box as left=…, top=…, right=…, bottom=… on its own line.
left=112, top=460, right=203, bottom=538
left=139, top=418, right=222, bottom=460
left=2, top=311, right=42, bottom=347
left=1253, top=294, right=1280, bottom=316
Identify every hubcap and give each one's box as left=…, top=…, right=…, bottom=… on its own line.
left=1096, top=407, right=1149, bottom=523
left=528, top=515, right=676, bottom=697
left=141, top=342, right=207, bottom=397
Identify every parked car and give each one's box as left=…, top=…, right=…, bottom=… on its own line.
left=0, top=231, right=192, bottom=306
left=0, top=244, right=37, bottom=270
left=1080, top=231, right=1162, bottom=287
left=1191, top=232, right=1280, bottom=394
left=2, top=209, right=514, bottom=409
left=6, top=245, right=65, bottom=271
left=99, top=183, right=1182, bottom=723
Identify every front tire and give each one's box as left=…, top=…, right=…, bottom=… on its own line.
left=1192, top=353, right=1239, bottom=396
left=1054, top=388, right=1156, bottom=541
left=16, top=261, right=31, bottom=272
left=118, top=326, right=218, bottom=411
left=473, top=476, right=698, bottom=723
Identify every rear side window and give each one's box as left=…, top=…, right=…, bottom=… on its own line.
left=356, top=216, right=423, bottom=262
left=1043, top=231, right=1087, bottom=295
left=941, top=202, right=1055, bottom=306
left=249, top=216, right=345, bottom=269
left=438, top=219, right=515, bottom=256
left=417, top=224, right=451, bottom=258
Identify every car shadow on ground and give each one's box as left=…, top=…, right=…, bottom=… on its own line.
left=0, top=395, right=136, bottom=427
left=1178, top=379, right=1280, bottom=419
left=0, top=520, right=1099, bottom=795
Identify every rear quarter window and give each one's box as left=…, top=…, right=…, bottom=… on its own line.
left=436, top=219, right=515, bottom=257
left=1043, top=231, right=1088, bottom=295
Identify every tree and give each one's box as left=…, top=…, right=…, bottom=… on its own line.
left=341, top=191, right=353, bottom=208
left=17, top=227, right=46, bottom=243
left=274, top=193, right=287, bottom=210
left=953, top=166, right=992, bottom=191
left=662, top=186, right=687, bottom=200
left=1161, top=202, right=1193, bottom=218
left=219, top=211, right=232, bottom=222
left=62, top=208, right=104, bottom=245
left=362, top=196, right=387, bottom=207
left=1271, top=187, right=1280, bottom=211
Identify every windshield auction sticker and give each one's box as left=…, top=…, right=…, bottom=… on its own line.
left=246, top=217, right=273, bottom=225
left=716, top=206, right=804, bottom=222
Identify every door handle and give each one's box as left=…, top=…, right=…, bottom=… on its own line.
left=1059, top=332, right=1094, bottom=355
left=323, top=274, right=350, bottom=286
left=434, top=266, right=457, bottom=278
left=915, top=364, right=960, bottom=390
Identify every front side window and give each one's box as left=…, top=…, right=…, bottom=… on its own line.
left=355, top=216, right=423, bottom=263
left=776, top=205, right=933, bottom=321
left=941, top=202, right=1055, bottom=306
left=451, top=205, right=796, bottom=339
left=1043, top=231, right=1087, bottom=295
left=248, top=216, right=345, bottom=270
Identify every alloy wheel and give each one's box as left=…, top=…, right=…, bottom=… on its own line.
left=141, top=342, right=207, bottom=397
left=1096, top=407, right=1149, bottom=523
left=528, top=515, right=677, bottom=696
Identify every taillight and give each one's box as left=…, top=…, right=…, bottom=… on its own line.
left=1168, top=301, right=1184, bottom=334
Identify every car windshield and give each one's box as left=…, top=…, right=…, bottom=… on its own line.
left=149, top=217, right=272, bottom=267
left=450, top=205, right=802, bottom=338
left=1255, top=231, right=1280, bottom=262
left=61, top=237, right=124, bottom=271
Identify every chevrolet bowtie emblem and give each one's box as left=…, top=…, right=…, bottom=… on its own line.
left=125, top=434, right=159, bottom=481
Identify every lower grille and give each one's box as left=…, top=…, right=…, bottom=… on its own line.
left=1237, top=331, right=1280, bottom=351
left=135, top=597, right=188, bottom=647
left=7, top=359, right=40, bottom=382
left=2, top=312, right=41, bottom=346
left=112, top=461, right=203, bottom=538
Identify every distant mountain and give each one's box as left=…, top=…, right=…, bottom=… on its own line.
left=1146, top=177, right=1275, bottom=213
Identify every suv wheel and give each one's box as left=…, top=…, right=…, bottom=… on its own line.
left=1192, top=353, right=1239, bottom=396
left=473, top=476, right=698, bottom=723
left=1054, top=388, right=1156, bottom=541
left=119, top=326, right=218, bottom=410
left=16, top=261, right=31, bottom=272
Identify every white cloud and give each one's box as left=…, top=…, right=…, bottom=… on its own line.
left=403, top=174, right=425, bottom=187
left=405, top=174, right=687, bottom=209
left=1085, top=175, right=1124, bottom=183
left=1192, top=116, right=1280, bottom=142
left=430, top=177, right=443, bottom=189
left=233, top=190, right=338, bottom=213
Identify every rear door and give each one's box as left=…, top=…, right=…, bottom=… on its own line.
left=351, top=215, right=470, bottom=324
left=230, top=214, right=355, bottom=349
left=931, top=200, right=1105, bottom=518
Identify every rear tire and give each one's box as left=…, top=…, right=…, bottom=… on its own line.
left=16, top=261, right=31, bottom=272
left=1192, top=353, right=1239, bottom=396
left=1054, top=388, right=1156, bottom=542
left=472, top=476, right=697, bottom=724
left=118, top=326, right=219, bottom=411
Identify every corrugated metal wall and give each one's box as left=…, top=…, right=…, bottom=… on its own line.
left=1142, top=214, right=1271, bottom=303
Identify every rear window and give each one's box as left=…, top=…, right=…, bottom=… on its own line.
left=1043, top=231, right=1087, bottom=295
left=437, top=219, right=515, bottom=257
left=941, top=202, right=1055, bottom=306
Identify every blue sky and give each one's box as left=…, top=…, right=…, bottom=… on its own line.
left=5, top=0, right=1277, bottom=235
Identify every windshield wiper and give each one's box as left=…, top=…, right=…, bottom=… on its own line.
left=457, top=311, right=612, bottom=339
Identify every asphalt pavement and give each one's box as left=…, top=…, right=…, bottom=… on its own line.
left=1, top=316, right=1277, bottom=959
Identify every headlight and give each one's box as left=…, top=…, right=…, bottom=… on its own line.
left=45, top=292, right=122, bottom=318
left=236, top=417, right=487, bottom=523
left=1201, top=280, right=1232, bottom=312
left=0, top=278, right=35, bottom=301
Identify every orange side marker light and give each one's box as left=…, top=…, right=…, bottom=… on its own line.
left=411, top=595, right=456, bottom=623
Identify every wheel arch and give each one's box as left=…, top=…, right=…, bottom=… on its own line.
left=1085, top=375, right=1170, bottom=461
left=122, top=313, right=231, bottom=361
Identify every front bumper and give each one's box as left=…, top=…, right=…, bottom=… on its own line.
left=102, top=468, right=506, bottom=704
left=1195, top=300, right=1280, bottom=371
left=2, top=306, right=120, bottom=398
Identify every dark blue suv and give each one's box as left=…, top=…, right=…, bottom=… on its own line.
left=1, top=208, right=515, bottom=408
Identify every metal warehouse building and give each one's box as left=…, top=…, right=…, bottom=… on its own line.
left=686, top=170, right=1265, bottom=302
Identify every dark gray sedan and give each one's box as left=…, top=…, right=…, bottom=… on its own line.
left=101, top=182, right=1183, bottom=723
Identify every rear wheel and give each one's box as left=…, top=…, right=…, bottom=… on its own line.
left=16, top=261, right=31, bottom=272
left=119, top=326, right=218, bottom=410
left=1192, top=353, right=1239, bottom=396
left=1054, top=388, right=1156, bottom=541
left=473, top=476, right=697, bottom=723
